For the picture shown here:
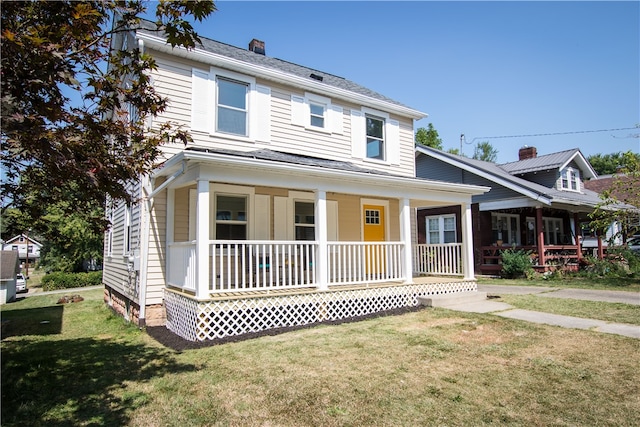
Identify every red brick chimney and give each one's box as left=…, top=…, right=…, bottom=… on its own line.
left=249, top=39, right=265, bottom=55
left=519, top=146, right=537, bottom=160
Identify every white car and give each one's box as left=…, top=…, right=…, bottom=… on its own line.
left=627, top=237, right=640, bottom=254
left=16, top=273, right=26, bottom=293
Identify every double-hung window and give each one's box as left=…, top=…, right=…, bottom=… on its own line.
left=366, top=114, right=385, bottom=160
left=309, top=102, right=325, bottom=128
left=560, top=167, right=580, bottom=191
left=294, top=202, right=315, bottom=241
left=216, top=77, right=249, bottom=136
left=426, top=215, right=457, bottom=244
left=215, top=195, right=247, bottom=240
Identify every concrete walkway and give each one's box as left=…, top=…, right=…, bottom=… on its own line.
left=441, top=285, right=640, bottom=339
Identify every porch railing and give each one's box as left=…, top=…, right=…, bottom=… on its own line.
left=167, top=241, right=197, bottom=292
left=328, top=242, right=405, bottom=285
left=413, top=243, right=463, bottom=276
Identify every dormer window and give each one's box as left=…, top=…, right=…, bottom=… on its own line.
left=560, top=167, right=580, bottom=192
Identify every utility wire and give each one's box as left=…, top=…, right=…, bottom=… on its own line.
left=469, top=127, right=638, bottom=143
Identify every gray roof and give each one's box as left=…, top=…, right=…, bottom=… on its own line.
left=136, top=20, right=410, bottom=109
left=415, top=145, right=604, bottom=208
left=0, top=251, right=20, bottom=280
left=500, top=148, right=580, bottom=174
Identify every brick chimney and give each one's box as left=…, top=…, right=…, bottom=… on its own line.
left=518, top=146, right=537, bottom=160
left=249, top=39, right=265, bottom=55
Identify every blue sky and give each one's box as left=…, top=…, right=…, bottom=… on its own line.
left=148, top=1, right=639, bottom=164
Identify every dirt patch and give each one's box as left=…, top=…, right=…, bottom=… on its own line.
left=146, top=305, right=426, bottom=351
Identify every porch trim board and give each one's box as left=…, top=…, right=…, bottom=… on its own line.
left=164, top=279, right=477, bottom=341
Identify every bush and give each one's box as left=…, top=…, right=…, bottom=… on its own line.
left=41, top=271, right=103, bottom=291
left=500, top=248, right=534, bottom=279
left=580, top=249, right=639, bottom=279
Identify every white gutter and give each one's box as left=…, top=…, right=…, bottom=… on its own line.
left=136, top=32, right=427, bottom=121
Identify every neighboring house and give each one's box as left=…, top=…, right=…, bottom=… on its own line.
left=0, top=251, right=20, bottom=304
left=103, top=20, right=488, bottom=342
left=415, top=145, right=611, bottom=274
left=1, top=234, right=42, bottom=269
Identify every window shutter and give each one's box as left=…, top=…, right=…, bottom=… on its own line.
left=330, top=105, right=343, bottom=135
left=274, top=196, right=288, bottom=240
left=386, top=119, right=400, bottom=165
left=253, top=84, right=271, bottom=143
left=291, top=95, right=306, bottom=127
left=191, top=69, right=211, bottom=133
left=350, top=110, right=365, bottom=159
left=254, top=194, right=270, bottom=239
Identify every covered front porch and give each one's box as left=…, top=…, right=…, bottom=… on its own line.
left=152, top=147, right=488, bottom=341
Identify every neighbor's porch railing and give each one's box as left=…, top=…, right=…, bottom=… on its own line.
left=167, top=240, right=411, bottom=293
left=412, top=243, right=463, bottom=276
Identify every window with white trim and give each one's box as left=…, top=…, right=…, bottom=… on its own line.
left=290, top=92, right=343, bottom=133
left=426, top=215, right=457, bottom=244
left=366, top=114, right=385, bottom=160
left=491, top=213, right=520, bottom=245
left=216, top=76, right=248, bottom=136
left=191, top=67, right=271, bottom=141
left=560, top=167, right=580, bottom=191
left=123, top=203, right=132, bottom=255
left=294, top=201, right=315, bottom=241
left=543, top=217, right=564, bottom=245
left=215, top=195, right=247, bottom=240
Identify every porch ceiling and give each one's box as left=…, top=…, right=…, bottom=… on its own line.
left=155, top=148, right=490, bottom=205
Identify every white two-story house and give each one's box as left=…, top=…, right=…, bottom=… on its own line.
left=104, top=20, right=488, bottom=342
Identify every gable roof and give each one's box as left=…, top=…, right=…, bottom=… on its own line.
left=132, top=19, right=426, bottom=120
left=0, top=251, right=20, bottom=280
left=415, top=145, right=604, bottom=208
left=500, top=148, right=597, bottom=179
left=3, top=234, right=43, bottom=247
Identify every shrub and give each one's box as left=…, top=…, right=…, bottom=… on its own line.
left=500, top=248, right=534, bottom=279
left=41, top=271, right=103, bottom=291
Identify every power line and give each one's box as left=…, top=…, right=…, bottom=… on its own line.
left=469, top=127, right=638, bottom=143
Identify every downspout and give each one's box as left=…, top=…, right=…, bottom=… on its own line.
left=137, top=152, right=186, bottom=327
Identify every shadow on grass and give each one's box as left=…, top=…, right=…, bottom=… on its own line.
left=1, top=337, right=196, bottom=426
left=1, top=306, right=64, bottom=338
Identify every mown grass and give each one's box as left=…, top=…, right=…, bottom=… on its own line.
left=477, top=276, right=640, bottom=292
left=2, top=287, right=639, bottom=426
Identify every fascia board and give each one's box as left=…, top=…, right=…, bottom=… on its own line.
left=479, top=197, right=546, bottom=211
left=155, top=150, right=489, bottom=201
left=136, top=32, right=427, bottom=120
left=416, top=146, right=552, bottom=205
left=559, top=151, right=598, bottom=180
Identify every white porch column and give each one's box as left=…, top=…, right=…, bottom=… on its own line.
left=315, top=190, right=328, bottom=290
left=400, top=198, right=413, bottom=284
left=196, top=179, right=210, bottom=299
left=461, top=201, right=475, bottom=280
left=166, top=187, right=175, bottom=286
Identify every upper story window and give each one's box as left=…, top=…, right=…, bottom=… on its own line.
left=350, top=108, right=400, bottom=165
left=560, top=167, right=580, bottom=192
left=191, top=67, right=271, bottom=142
left=366, top=114, right=385, bottom=160
left=426, top=214, right=457, bottom=244
left=291, top=92, right=343, bottom=134
left=215, top=195, right=247, bottom=240
left=217, top=77, right=249, bottom=136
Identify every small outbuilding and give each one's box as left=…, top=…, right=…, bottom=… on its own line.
left=0, top=251, right=21, bottom=304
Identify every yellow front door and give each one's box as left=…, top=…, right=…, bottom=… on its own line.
left=363, top=204, right=385, bottom=276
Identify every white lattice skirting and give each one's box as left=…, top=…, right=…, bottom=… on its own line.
left=164, top=281, right=477, bottom=342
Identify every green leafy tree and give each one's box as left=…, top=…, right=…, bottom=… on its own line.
left=1, top=0, right=216, bottom=226
left=415, top=123, right=443, bottom=150
left=447, top=148, right=461, bottom=155
left=587, top=151, right=640, bottom=176
left=472, top=141, right=498, bottom=162
left=589, top=151, right=640, bottom=240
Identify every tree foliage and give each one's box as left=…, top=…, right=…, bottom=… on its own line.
left=587, top=151, right=640, bottom=176
left=1, top=0, right=215, bottom=227
left=472, top=141, right=498, bottom=162
left=415, top=123, right=443, bottom=150
left=589, top=151, right=640, bottom=240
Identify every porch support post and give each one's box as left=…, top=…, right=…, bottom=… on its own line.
left=573, top=213, right=582, bottom=261
left=196, top=179, right=210, bottom=299
left=400, top=198, right=413, bottom=284
left=166, top=188, right=176, bottom=285
left=597, top=229, right=604, bottom=260
left=315, top=190, right=328, bottom=290
left=461, top=201, right=475, bottom=280
left=536, top=207, right=546, bottom=266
